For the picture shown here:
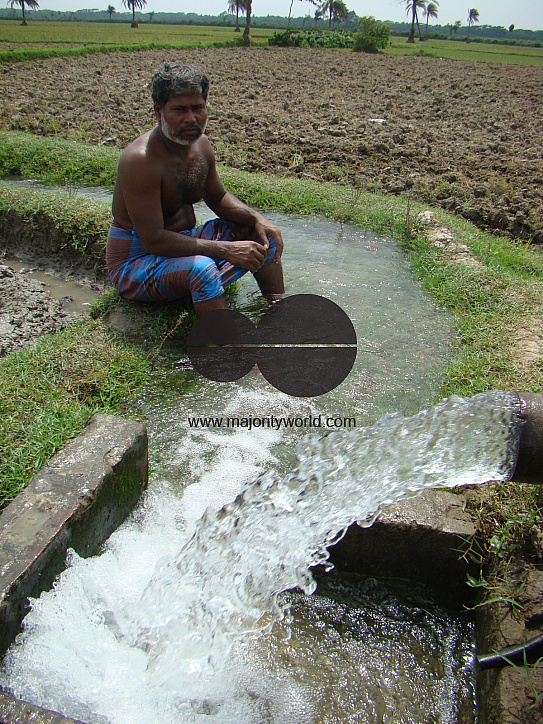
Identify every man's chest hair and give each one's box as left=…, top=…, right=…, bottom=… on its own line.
left=164, top=151, right=208, bottom=204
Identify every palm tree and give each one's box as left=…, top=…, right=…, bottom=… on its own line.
left=122, top=0, right=146, bottom=27
left=405, top=0, right=426, bottom=43
left=423, top=1, right=438, bottom=39
left=242, top=0, right=252, bottom=41
left=148, top=9, right=154, bottom=21
left=107, top=4, right=115, bottom=19
left=228, top=0, right=247, bottom=32
left=8, top=0, right=39, bottom=26
left=316, top=0, right=348, bottom=30
left=467, top=7, right=479, bottom=41
left=287, top=0, right=316, bottom=28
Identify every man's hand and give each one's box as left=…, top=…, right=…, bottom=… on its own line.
left=222, top=240, right=268, bottom=272
left=254, top=218, right=284, bottom=262
left=204, top=162, right=284, bottom=262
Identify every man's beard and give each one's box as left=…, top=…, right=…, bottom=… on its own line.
left=160, top=116, right=207, bottom=146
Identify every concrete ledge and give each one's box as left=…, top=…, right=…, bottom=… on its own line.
left=328, top=488, right=478, bottom=605
left=0, top=414, right=148, bottom=660
left=0, top=693, right=86, bottom=723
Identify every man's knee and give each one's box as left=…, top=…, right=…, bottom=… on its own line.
left=262, top=237, right=277, bottom=266
left=188, top=256, right=224, bottom=303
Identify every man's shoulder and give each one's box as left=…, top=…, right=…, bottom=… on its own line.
left=200, top=134, right=217, bottom=159
left=120, top=129, right=155, bottom=160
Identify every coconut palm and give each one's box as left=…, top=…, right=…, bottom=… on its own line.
left=467, top=7, right=479, bottom=41
left=148, top=9, right=154, bottom=21
left=423, top=1, right=438, bottom=39
left=107, top=4, right=115, bottom=19
left=404, top=0, right=426, bottom=43
left=287, top=0, right=316, bottom=28
left=122, top=0, right=146, bottom=28
left=228, top=0, right=248, bottom=32
left=242, top=0, right=252, bottom=41
left=316, top=0, right=348, bottom=30
left=8, top=0, right=39, bottom=26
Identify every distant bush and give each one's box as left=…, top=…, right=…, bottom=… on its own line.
left=268, top=28, right=354, bottom=49
left=353, top=16, right=390, bottom=53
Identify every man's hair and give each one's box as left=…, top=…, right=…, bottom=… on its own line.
left=151, top=63, right=209, bottom=107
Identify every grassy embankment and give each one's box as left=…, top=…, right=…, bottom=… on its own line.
left=0, top=21, right=542, bottom=66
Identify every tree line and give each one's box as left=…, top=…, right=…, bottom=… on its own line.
left=5, top=0, right=542, bottom=44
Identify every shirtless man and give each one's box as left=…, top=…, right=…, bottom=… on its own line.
left=106, top=62, right=285, bottom=318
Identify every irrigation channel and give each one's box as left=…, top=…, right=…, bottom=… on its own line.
left=0, top=193, right=509, bottom=723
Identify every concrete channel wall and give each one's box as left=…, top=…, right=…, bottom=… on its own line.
left=0, top=414, right=148, bottom=723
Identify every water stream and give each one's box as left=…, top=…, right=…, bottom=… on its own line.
left=0, top=204, right=500, bottom=723
left=0, top=392, right=521, bottom=724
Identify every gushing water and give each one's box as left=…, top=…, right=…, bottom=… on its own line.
left=0, top=391, right=520, bottom=723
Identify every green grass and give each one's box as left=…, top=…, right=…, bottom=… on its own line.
left=0, top=318, right=153, bottom=508
left=0, top=131, right=119, bottom=186
left=0, top=20, right=274, bottom=45
left=386, top=35, right=543, bottom=65
left=0, top=21, right=273, bottom=63
left=0, top=183, right=111, bottom=275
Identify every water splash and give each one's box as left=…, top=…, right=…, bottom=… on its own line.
left=127, top=391, right=519, bottom=680
left=0, top=391, right=520, bottom=723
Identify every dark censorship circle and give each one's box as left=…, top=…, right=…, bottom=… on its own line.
left=256, top=347, right=357, bottom=397
left=257, top=293, right=357, bottom=345
left=256, top=294, right=357, bottom=396
left=187, top=309, right=257, bottom=382
left=186, top=295, right=357, bottom=396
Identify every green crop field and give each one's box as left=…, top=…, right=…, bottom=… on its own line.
left=0, top=20, right=274, bottom=48
left=387, top=36, right=543, bottom=65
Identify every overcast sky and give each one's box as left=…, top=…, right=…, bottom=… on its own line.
left=40, top=0, right=543, bottom=32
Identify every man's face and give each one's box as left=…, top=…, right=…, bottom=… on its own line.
left=155, top=92, right=208, bottom=146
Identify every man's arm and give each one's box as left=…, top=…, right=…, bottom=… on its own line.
left=203, top=143, right=284, bottom=262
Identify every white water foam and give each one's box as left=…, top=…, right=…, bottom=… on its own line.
left=0, top=391, right=520, bottom=723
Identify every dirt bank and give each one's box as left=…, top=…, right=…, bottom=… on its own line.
left=1, top=47, right=542, bottom=242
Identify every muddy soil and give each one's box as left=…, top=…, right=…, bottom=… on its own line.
left=1, top=47, right=542, bottom=242
left=0, top=263, right=72, bottom=356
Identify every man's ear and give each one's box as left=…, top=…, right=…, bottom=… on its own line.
left=154, top=102, right=162, bottom=121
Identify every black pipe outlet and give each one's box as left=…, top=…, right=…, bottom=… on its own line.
left=510, top=392, right=543, bottom=484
